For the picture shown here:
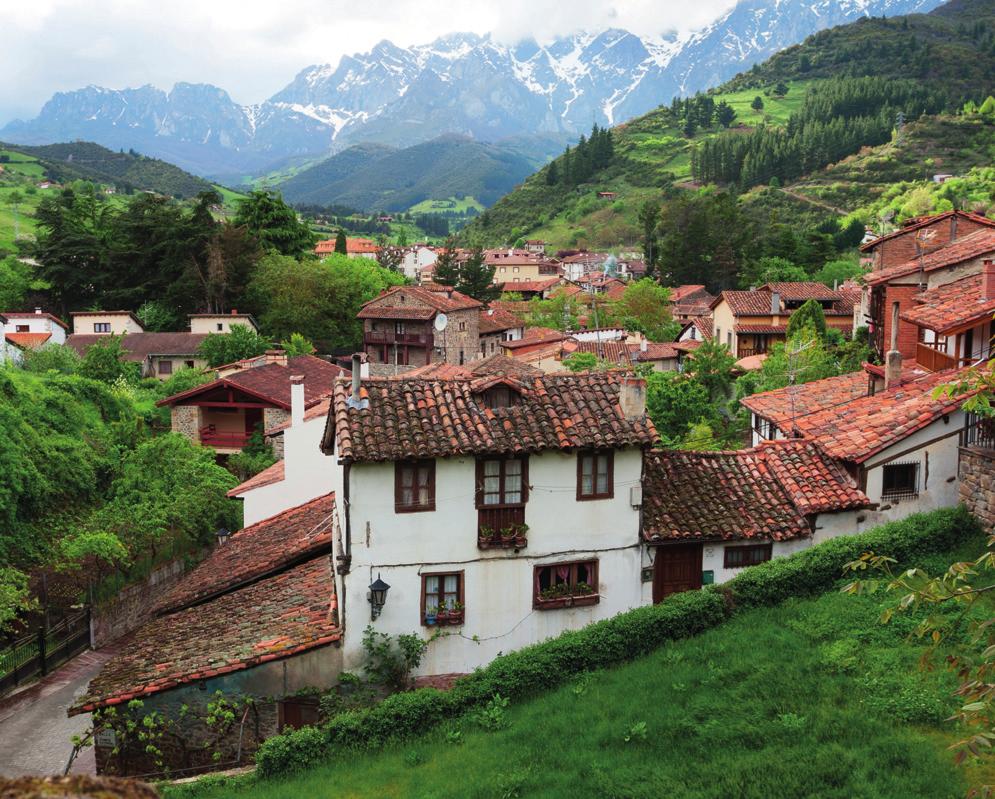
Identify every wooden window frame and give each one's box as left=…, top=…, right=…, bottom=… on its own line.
left=475, top=456, right=529, bottom=509
left=14, top=324, right=29, bottom=333
left=576, top=450, right=614, bottom=501
left=881, top=461, right=920, bottom=501
left=723, top=543, right=773, bottom=569
left=158, top=359, right=173, bottom=376
left=420, top=570, right=464, bottom=626
left=533, top=559, right=600, bottom=609
left=93, top=322, right=111, bottom=333
left=394, top=459, right=436, bottom=513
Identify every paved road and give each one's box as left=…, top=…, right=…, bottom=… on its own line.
left=0, top=649, right=114, bottom=777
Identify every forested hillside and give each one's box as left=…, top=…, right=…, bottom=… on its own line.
left=461, top=0, right=995, bottom=256
left=2, top=141, right=213, bottom=198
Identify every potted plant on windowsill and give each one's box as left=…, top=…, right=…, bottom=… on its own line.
left=435, top=602, right=465, bottom=626
left=535, top=582, right=598, bottom=610
left=424, top=608, right=438, bottom=626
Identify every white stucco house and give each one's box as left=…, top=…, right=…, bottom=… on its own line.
left=2, top=308, right=69, bottom=346
left=321, top=367, right=658, bottom=676
left=741, top=368, right=970, bottom=524
left=401, top=246, right=439, bottom=282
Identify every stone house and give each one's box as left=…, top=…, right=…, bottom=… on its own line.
left=860, top=210, right=995, bottom=273
left=358, top=285, right=482, bottom=368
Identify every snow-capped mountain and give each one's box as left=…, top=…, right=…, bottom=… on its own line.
left=0, top=0, right=946, bottom=179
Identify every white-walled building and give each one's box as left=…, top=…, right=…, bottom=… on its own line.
left=401, top=246, right=438, bottom=282
left=189, top=311, right=259, bottom=334
left=70, top=310, right=144, bottom=335
left=741, top=368, right=970, bottom=523
left=2, top=308, right=69, bottom=346
left=641, top=440, right=872, bottom=595
left=321, top=370, right=658, bottom=676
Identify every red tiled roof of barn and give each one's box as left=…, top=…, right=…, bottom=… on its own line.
left=713, top=290, right=778, bottom=316
left=325, top=372, right=657, bottom=462
left=900, top=273, right=995, bottom=334
left=500, top=278, right=560, bottom=294
left=759, top=282, right=842, bottom=302
left=227, top=459, right=285, bottom=497
left=399, top=354, right=541, bottom=380
left=565, top=339, right=633, bottom=365
left=156, top=493, right=336, bottom=615
left=863, top=229, right=995, bottom=286
left=73, top=554, right=339, bottom=713
left=642, top=440, right=870, bottom=543
left=633, top=342, right=682, bottom=361
left=500, top=327, right=566, bottom=350
left=157, top=355, right=344, bottom=409
left=670, top=285, right=707, bottom=302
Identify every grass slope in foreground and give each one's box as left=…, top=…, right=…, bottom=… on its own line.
left=170, top=538, right=987, bottom=799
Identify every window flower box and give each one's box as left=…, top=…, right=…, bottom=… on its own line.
left=534, top=593, right=600, bottom=610
left=434, top=608, right=465, bottom=626
left=477, top=523, right=528, bottom=550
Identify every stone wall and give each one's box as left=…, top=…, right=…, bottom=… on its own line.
left=171, top=406, right=200, bottom=444
left=264, top=408, right=291, bottom=458
left=91, top=557, right=190, bottom=649
left=434, top=307, right=480, bottom=365
left=959, top=446, right=995, bottom=530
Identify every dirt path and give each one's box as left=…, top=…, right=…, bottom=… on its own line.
left=778, top=186, right=850, bottom=216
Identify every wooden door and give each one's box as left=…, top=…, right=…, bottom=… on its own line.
left=653, top=544, right=703, bottom=603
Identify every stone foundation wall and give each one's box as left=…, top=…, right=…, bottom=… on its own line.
left=171, top=406, right=200, bottom=444
left=959, top=447, right=995, bottom=530
left=91, top=557, right=191, bottom=648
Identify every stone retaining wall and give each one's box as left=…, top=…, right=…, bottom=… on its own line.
left=91, top=557, right=189, bottom=649
left=959, top=446, right=995, bottom=530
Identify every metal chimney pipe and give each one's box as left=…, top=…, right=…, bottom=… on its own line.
left=351, top=353, right=362, bottom=400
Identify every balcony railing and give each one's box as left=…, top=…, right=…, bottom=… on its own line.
left=364, top=331, right=432, bottom=346
left=477, top=506, right=527, bottom=550
left=963, top=413, right=995, bottom=450
left=916, top=342, right=961, bottom=373
left=199, top=426, right=250, bottom=449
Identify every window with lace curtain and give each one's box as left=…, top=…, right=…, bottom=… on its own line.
left=534, top=560, right=599, bottom=608
left=394, top=459, right=435, bottom=512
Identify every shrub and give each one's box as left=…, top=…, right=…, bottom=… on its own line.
left=254, top=506, right=977, bottom=777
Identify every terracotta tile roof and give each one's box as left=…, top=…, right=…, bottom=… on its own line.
left=864, top=229, right=995, bottom=286
left=642, top=440, right=869, bottom=543
left=227, top=459, right=285, bottom=497
left=670, top=285, right=707, bottom=302
left=326, top=372, right=657, bottom=462
left=734, top=324, right=790, bottom=335
left=672, top=340, right=703, bottom=354
left=1, top=311, right=69, bottom=330
left=5, top=332, right=52, bottom=348
left=315, top=237, right=378, bottom=255
left=633, top=342, right=681, bottom=361
left=901, top=273, right=995, bottom=334
left=760, top=282, right=842, bottom=302
left=158, top=355, right=344, bottom=409
left=715, top=290, right=777, bottom=316
left=358, top=286, right=481, bottom=320
left=566, top=339, right=633, bottom=365
left=741, top=371, right=870, bottom=427
left=156, top=493, right=336, bottom=615
left=859, top=210, right=995, bottom=252
left=73, top=555, right=339, bottom=713
left=399, top=354, right=542, bottom=380
left=684, top=316, right=712, bottom=340
left=500, top=278, right=561, bottom=294
left=786, top=368, right=974, bottom=463
left=265, top=398, right=331, bottom=435
left=479, top=308, right=523, bottom=335
left=734, top=353, right=768, bottom=371
left=67, top=332, right=209, bottom=361
left=357, top=305, right=437, bottom=320
left=500, top=327, right=566, bottom=350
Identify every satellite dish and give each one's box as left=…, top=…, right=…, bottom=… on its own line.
left=434, top=313, right=449, bottom=332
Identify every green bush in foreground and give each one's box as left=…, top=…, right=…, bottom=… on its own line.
left=254, top=506, right=978, bottom=778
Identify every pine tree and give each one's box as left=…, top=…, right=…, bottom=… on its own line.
left=334, top=229, right=347, bottom=255
left=455, top=247, right=500, bottom=302
left=432, top=237, right=461, bottom=287
left=546, top=159, right=559, bottom=185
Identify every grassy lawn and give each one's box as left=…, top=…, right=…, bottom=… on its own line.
left=169, top=539, right=985, bottom=799
left=408, top=196, right=485, bottom=214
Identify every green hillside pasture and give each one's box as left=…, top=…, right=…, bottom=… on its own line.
left=171, top=539, right=987, bottom=799
left=0, top=186, right=41, bottom=250
left=0, top=148, right=46, bottom=179
left=408, top=196, right=485, bottom=214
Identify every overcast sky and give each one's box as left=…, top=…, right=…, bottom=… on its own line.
left=0, top=0, right=738, bottom=125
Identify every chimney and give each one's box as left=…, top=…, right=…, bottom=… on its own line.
left=884, top=301, right=903, bottom=390
left=619, top=376, right=647, bottom=420
left=231, top=308, right=238, bottom=315
left=770, top=291, right=781, bottom=316
left=984, top=259, right=995, bottom=302
left=265, top=348, right=288, bottom=367
left=34, top=307, right=42, bottom=315
left=346, top=353, right=369, bottom=410
left=290, top=375, right=305, bottom=427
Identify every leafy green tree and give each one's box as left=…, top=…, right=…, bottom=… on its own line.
left=20, top=343, right=81, bottom=375
left=527, top=289, right=580, bottom=332
left=233, top=190, right=315, bottom=257
left=685, top=339, right=737, bottom=404
left=7, top=190, right=24, bottom=240
left=645, top=372, right=713, bottom=445
left=375, top=235, right=404, bottom=272
left=563, top=352, right=598, bottom=372
left=280, top=332, right=316, bottom=357
left=751, top=96, right=765, bottom=113
left=716, top=101, right=736, bottom=128
left=247, top=253, right=404, bottom=350
left=637, top=201, right=661, bottom=280
left=0, top=568, right=32, bottom=634
left=739, top=256, right=809, bottom=288
left=196, top=324, right=270, bottom=367
left=785, top=299, right=829, bottom=341
left=135, top=300, right=174, bottom=332
left=334, top=229, right=347, bottom=255
left=0, top=256, right=48, bottom=309
left=79, top=336, right=140, bottom=384
left=816, top=257, right=864, bottom=287
left=432, top=238, right=461, bottom=287
left=611, top=279, right=678, bottom=342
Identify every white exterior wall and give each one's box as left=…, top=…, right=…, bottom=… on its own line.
left=2, top=314, right=68, bottom=344
left=189, top=315, right=258, bottom=334
left=859, top=410, right=965, bottom=524
left=238, top=415, right=340, bottom=527
left=337, top=448, right=646, bottom=676
left=402, top=248, right=438, bottom=281
left=72, top=313, right=143, bottom=335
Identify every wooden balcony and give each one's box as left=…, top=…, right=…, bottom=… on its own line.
left=364, top=331, right=432, bottom=346
left=916, top=342, right=960, bottom=373
left=477, top=506, right=527, bottom=550
left=199, top=426, right=250, bottom=449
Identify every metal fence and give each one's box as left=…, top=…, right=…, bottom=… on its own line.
left=0, top=608, right=91, bottom=696
left=963, top=413, right=995, bottom=450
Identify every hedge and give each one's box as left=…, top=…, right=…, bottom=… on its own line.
left=256, top=506, right=980, bottom=777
